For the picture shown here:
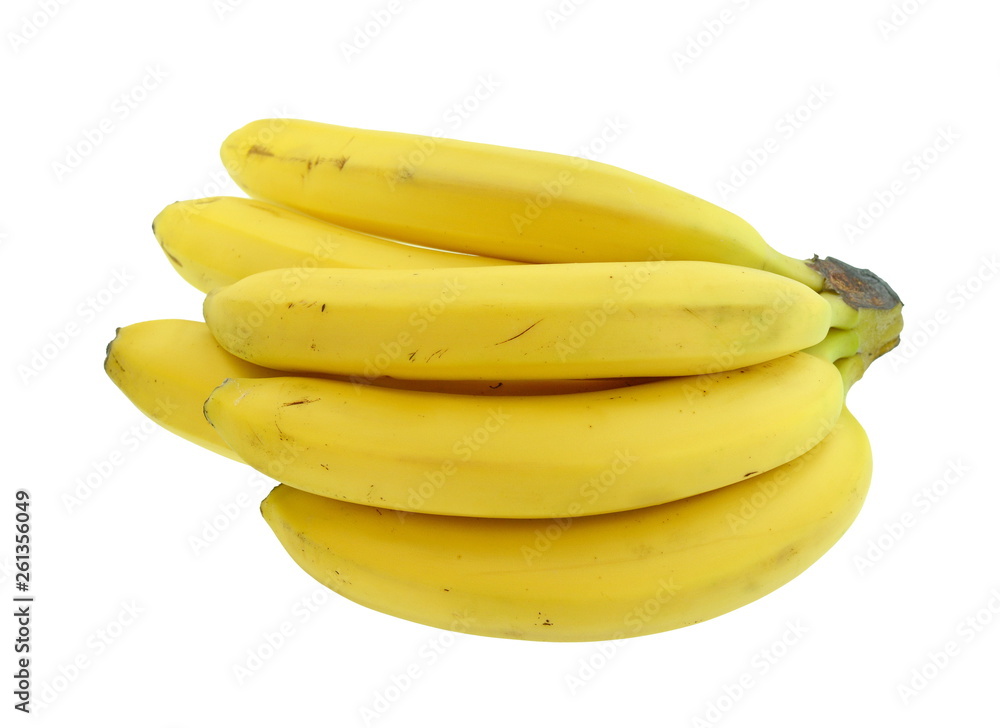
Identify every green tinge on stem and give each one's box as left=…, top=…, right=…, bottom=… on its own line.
left=835, top=355, right=866, bottom=393
left=822, top=292, right=861, bottom=329
left=806, top=256, right=904, bottom=377
left=801, top=328, right=861, bottom=364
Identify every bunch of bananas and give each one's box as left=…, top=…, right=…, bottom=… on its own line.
left=106, top=119, right=903, bottom=642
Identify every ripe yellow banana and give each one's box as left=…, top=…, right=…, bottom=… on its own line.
left=152, top=196, right=517, bottom=293
left=220, top=119, right=825, bottom=290
left=103, top=319, right=651, bottom=461
left=260, top=407, right=872, bottom=641
left=203, top=260, right=857, bottom=381
left=203, top=348, right=850, bottom=518
left=103, top=319, right=277, bottom=460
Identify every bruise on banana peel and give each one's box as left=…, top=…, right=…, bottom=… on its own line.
left=248, top=142, right=350, bottom=172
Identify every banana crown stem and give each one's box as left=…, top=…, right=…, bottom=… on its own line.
left=807, top=256, right=904, bottom=380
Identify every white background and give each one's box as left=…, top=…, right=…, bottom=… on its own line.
left=4, top=0, right=999, bottom=725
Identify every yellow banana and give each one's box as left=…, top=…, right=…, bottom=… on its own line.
left=203, top=349, right=849, bottom=518
left=259, top=407, right=872, bottom=641
left=103, top=319, right=279, bottom=460
left=103, top=319, right=651, bottom=461
left=220, top=119, right=824, bottom=290
left=152, top=196, right=517, bottom=293
left=203, top=261, right=856, bottom=381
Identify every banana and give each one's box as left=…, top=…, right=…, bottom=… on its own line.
left=220, top=119, right=825, bottom=290
left=259, top=407, right=872, bottom=641
left=103, top=319, right=651, bottom=461
left=152, top=196, right=518, bottom=293
left=103, top=319, right=285, bottom=460
left=203, top=260, right=856, bottom=381
left=203, top=346, right=851, bottom=518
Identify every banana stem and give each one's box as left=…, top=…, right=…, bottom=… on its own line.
left=835, top=355, right=866, bottom=393
left=822, top=291, right=861, bottom=329
left=801, top=328, right=861, bottom=364
left=763, top=253, right=827, bottom=291
left=806, top=256, right=904, bottom=374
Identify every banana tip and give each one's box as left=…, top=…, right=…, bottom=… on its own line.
left=203, top=377, right=238, bottom=425
left=103, top=327, right=122, bottom=373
